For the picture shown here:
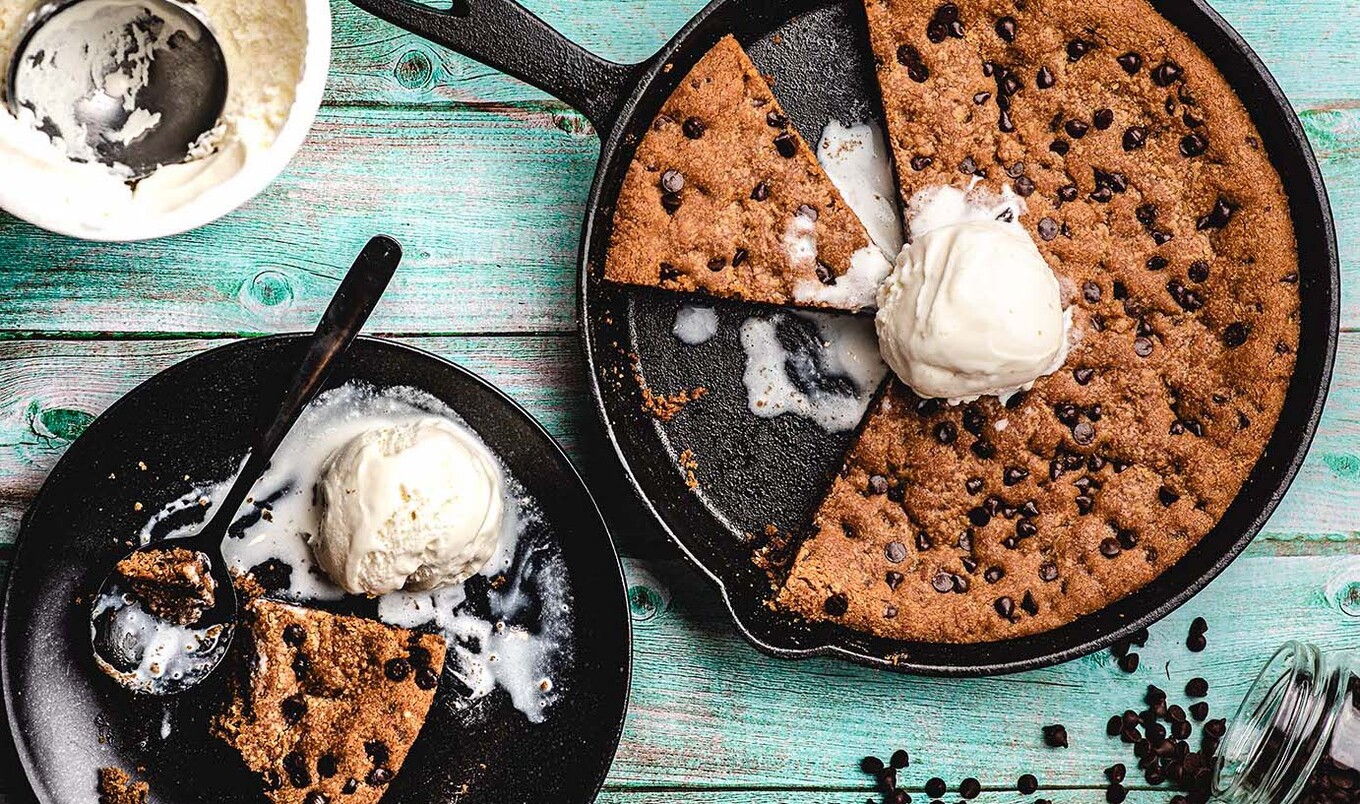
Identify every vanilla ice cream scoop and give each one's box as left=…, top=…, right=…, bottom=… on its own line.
left=309, top=417, right=504, bottom=597
left=875, top=186, right=1069, bottom=403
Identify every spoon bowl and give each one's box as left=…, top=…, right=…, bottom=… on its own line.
left=5, top=0, right=229, bottom=180
left=88, top=234, right=403, bottom=696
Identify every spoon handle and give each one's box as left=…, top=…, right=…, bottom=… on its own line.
left=204, top=235, right=403, bottom=537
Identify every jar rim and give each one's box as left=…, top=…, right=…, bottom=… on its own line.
left=1217, top=642, right=1316, bottom=800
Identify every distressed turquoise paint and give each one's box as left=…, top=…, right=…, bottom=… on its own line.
left=1323, top=453, right=1360, bottom=480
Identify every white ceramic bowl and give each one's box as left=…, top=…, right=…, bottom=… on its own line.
left=0, top=0, right=331, bottom=241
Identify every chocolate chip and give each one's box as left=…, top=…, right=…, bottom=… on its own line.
left=750, top=181, right=770, bottom=201
left=935, top=421, right=958, bottom=444
left=282, top=624, right=306, bottom=647
left=1122, top=126, right=1148, bottom=151
left=1058, top=184, right=1078, bottom=203
left=960, top=778, right=982, bottom=799
left=1223, top=322, right=1250, bottom=347
left=773, top=132, right=797, bottom=158
left=885, top=542, right=908, bottom=563
left=1038, top=217, right=1059, bottom=241
left=1100, top=538, right=1122, bottom=558
left=1119, top=652, right=1140, bottom=672
left=1073, top=421, right=1096, bottom=445
left=305, top=793, right=329, bottom=804
left=1133, top=337, right=1154, bottom=357
left=1076, top=495, right=1094, bottom=514
left=1180, top=132, right=1209, bottom=157
left=1036, top=66, right=1056, bottom=88
left=1067, top=39, right=1092, bottom=61
left=824, top=593, right=848, bottom=616
left=1043, top=724, right=1069, bottom=748
left=1016, top=518, right=1038, bottom=538
left=932, top=572, right=955, bottom=594
left=971, top=439, right=997, bottom=459
left=1158, top=487, right=1180, bottom=506
left=1197, top=196, right=1235, bottom=230
left=994, top=596, right=1016, bottom=620
left=965, top=477, right=984, bottom=495
left=1190, top=701, right=1210, bottom=721
left=682, top=117, right=705, bottom=139
left=1107, top=783, right=1128, bottom=804
left=1065, top=119, right=1090, bottom=139
left=1186, top=677, right=1209, bottom=698
left=796, top=203, right=818, bottom=221
left=973, top=91, right=992, bottom=104
left=910, top=155, right=934, bottom=171
left=660, top=191, right=682, bottom=214
left=1049, top=139, right=1070, bottom=156
left=1117, top=52, right=1143, bottom=74
left=280, top=694, right=306, bottom=725
left=731, top=247, right=749, bottom=268
left=765, top=110, right=789, bottom=128
left=261, top=770, right=283, bottom=791
left=885, top=571, right=904, bottom=591
left=339, top=777, right=359, bottom=794
left=994, top=15, right=1017, bottom=40
left=815, top=262, right=836, bottom=286
left=968, top=506, right=991, bottom=527
left=660, top=169, right=684, bottom=193
left=1039, top=562, right=1059, bottom=582
left=1145, top=256, right=1168, bottom=272
left=1082, top=281, right=1102, bottom=303
left=364, top=741, right=390, bottom=766
left=1093, top=108, right=1115, bottom=130
left=1003, top=467, right=1029, bottom=486
left=1188, top=260, right=1210, bottom=282
left=958, top=156, right=977, bottom=174
left=999, top=73, right=1022, bottom=96
left=1151, top=60, right=1184, bottom=86
left=1021, top=591, right=1039, bottom=615
left=284, top=752, right=311, bottom=788
left=415, top=666, right=440, bottom=689
left=317, top=754, right=339, bottom=779
left=291, top=653, right=310, bottom=679
left=896, top=44, right=929, bottom=82
left=1187, top=632, right=1207, bottom=652
left=366, top=768, right=393, bottom=786
left=1152, top=230, right=1174, bottom=246
left=890, top=749, right=910, bottom=769
left=1167, top=280, right=1204, bottom=312
left=1117, top=529, right=1138, bottom=549
left=999, top=109, right=1016, bottom=133
left=925, top=778, right=947, bottom=799
left=706, top=256, right=726, bottom=272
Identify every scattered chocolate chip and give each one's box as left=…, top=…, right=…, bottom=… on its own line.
left=1003, top=467, right=1029, bottom=486
left=1021, top=591, right=1039, bottom=615
left=964, top=478, right=984, bottom=495
left=1190, top=701, right=1210, bottom=721
left=1100, top=537, right=1123, bottom=558
left=1117, top=52, right=1143, bottom=74
left=896, top=44, right=929, bottom=82
left=415, top=666, right=440, bottom=689
left=967, top=506, right=992, bottom=527
left=1065, top=119, right=1090, bottom=139
left=1151, top=60, right=1184, bottom=86
left=1122, top=126, right=1148, bottom=151
left=983, top=567, right=1005, bottom=584
left=1038, top=217, right=1059, bottom=241
left=1039, top=562, right=1059, bottom=583
left=364, top=741, right=390, bottom=766
left=1082, top=281, right=1102, bottom=303
left=958, top=156, right=978, bottom=174
left=999, top=109, right=1016, bottom=133
left=824, top=593, right=849, bottom=616
left=1043, top=724, right=1069, bottom=748
left=1197, top=196, right=1235, bottom=230
left=1180, top=132, right=1209, bottom=157
left=891, top=749, right=910, bottom=769
left=282, top=624, right=306, bottom=647
left=660, top=169, right=684, bottom=193
left=1186, top=677, right=1209, bottom=698
left=774, top=132, right=797, bottom=158
left=1223, top=322, right=1250, bottom=348
left=1093, top=108, right=1115, bottom=130
left=861, top=756, right=884, bottom=774
left=1119, top=652, right=1140, bottom=673
left=960, top=777, right=982, bottom=799
left=1050, top=139, right=1070, bottom=156
left=815, top=262, right=836, bottom=286
left=1107, top=783, right=1128, bottom=804
left=925, top=778, right=947, bottom=799
left=284, top=752, right=311, bottom=788
left=1187, top=632, right=1207, bottom=652
left=706, top=256, right=727, bottom=272
left=731, top=247, right=749, bottom=268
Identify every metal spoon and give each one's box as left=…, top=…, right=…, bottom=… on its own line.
left=90, top=235, right=403, bottom=696
left=5, top=0, right=228, bottom=180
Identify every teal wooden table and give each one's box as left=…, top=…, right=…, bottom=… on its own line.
left=1, top=1, right=1358, bottom=800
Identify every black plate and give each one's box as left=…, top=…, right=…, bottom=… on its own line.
left=0, top=335, right=631, bottom=804
left=350, top=0, right=1339, bottom=675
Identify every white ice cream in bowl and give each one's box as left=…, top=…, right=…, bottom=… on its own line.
left=814, top=121, right=1072, bottom=406
left=310, top=417, right=506, bottom=597
left=0, top=0, right=330, bottom=240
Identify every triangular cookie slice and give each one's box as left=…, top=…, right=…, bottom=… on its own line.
left=212, top=599, right=447, bottom=804
left=605, top=35, right=889, bottom=311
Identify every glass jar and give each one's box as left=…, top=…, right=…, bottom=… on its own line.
left=1215, top=642, right=1360, bottom=804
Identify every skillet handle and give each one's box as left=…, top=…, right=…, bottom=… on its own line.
left=349, top=0, right=642, bottom=133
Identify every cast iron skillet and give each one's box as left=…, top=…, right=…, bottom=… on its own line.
left=350, top=0, right=1339, bottom=674
left=1, top=336, right=631, bottom=804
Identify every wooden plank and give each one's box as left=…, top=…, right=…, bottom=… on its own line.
left=323, top=0, right=1360, bottom=109
left=0, top=88, right=1356, bottom=338
left=2, top=335, right=1360, bottom=541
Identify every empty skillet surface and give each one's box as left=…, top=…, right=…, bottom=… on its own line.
left=0, top=336, right=630, bottom=804
left=351, top=0, right=1338, bottom=674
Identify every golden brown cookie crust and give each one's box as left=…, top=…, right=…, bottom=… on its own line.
left=605, top=35, right=877, bottom=310
left=212, top=599, right=447, bottom=804
left=776, top=0, right=1299, bottom=642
